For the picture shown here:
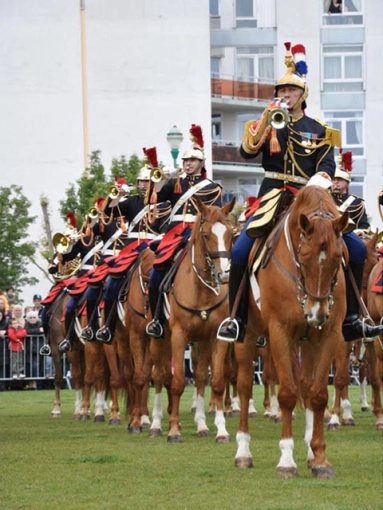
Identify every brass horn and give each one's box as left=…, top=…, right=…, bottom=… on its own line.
left=88, top=207, right=99, bottom=220
left=52, top=232, right=71, bottom=254
left=108, top=185, right=120, bottom=199
left=150, top=166, right=182, bottom=183
left=267, top=107, right=289, bottom=130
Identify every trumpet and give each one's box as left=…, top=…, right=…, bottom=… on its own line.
left=267, top=106, right=289, bottom=130
left=88, top=207, right=99, bottom=219
left=108, top=185, right=120, bottom=199
left=150, top=166, right=183, bottom=183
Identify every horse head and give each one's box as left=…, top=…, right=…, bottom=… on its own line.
left=290, top=186, right=349, bottom=328
left=192, top=196, right=236, bottom=291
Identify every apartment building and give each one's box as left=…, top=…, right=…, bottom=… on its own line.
left=210, top=0, right=383, bottom=228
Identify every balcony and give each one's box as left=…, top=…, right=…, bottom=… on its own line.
left=211, top=75, right=274, bottom=101
left=212, top=141, right=262, bottom=166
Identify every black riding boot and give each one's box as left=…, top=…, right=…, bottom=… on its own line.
left=59, top=313, right=75, bottom=353
left=96, top=299, right=116, bottom=344
left=81, top=298, right=98, bottom=341
left=342, top=262, right=383, bottom=342
left=146, top=287, right=165, bottom=338
left=217, top=262, right=249, bottom=343
left=40, top=322, right=51, bottom=356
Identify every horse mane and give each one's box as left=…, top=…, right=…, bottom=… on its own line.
left=290, top=186, right=339, bottom=220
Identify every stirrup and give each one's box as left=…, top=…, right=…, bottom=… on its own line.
left=81, top=327, right=95, bottom=342
left=96, top=327, right=112, bottom=344
left=146, top=320, right=164, bottom=339
left=59, top=339, right=72, bottom=353
left=361, top=317, right=383, bottom=343
left=256, top=336, right=267, bottom=348
left=40, top=344, right=51, bottom=356
left=217, top=318, right=239, bottom=342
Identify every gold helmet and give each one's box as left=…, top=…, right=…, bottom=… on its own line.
left=334, top=150, right=353, bottom=183
left=274, top=42, right=308, bottom=110
left=137, top=165, right=151, bottom=181
left=182, top=124, right=205, bottom=161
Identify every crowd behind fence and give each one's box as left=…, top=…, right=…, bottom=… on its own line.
left=0, top=334, right=69, bottom=382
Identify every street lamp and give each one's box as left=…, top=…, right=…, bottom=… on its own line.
left=166, top=125, right=184, bottom=168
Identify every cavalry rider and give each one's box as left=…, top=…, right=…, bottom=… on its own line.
left=145, top=124, right=223, bottom=338
left=331, top=151, right=383, bottom=341
left=40, top=212, right=100, bottom=355
left=95, top=152, right=171, bottom=344
left=217, top=41, right=383, bottom=344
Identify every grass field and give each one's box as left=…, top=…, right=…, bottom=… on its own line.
left=0, top=385, right=382, bottom=510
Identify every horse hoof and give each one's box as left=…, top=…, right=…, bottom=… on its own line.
left=167, top=435, right=182, bottom=443
left=141, top=422, right=151, bottom=430
left=216, top=435, right=231, bottom=444
left=197, top=429, right=211, bottom=438
left=191, top=407, right=196, bottom=413
left=274, top=417, right=282, bottom=424
left=249, top=411, right=257, bottom=418
left=149, top=428, right=162, bottom=437
left=80, top=414, right=91, bottom=421
left=73, top=413, right=81, bottom=420
left=341, top=419, right=355, bottom=426
left=208, top=410, right=216, bottom=416
left=235, top=457, right=253, bottom=468
left=361, top=406, right=370, bottom=412
left=232, top=409, right=240, bottom=415
left=376, top=422, right=383, bottom=431
left=312, top=466, right=335, bottom=479
left=109, top=419, right=121, bottom=426
left=224, top=411, right=233, bottom=418
left=51, top=413, right=61, bottom=419
left=327, top=423, right=341, bottom=431
left=276, top=466, right=298, bottom=479
left=94, top=415, right=105, bottom=423
left=128, top=426, right=142, bottom=434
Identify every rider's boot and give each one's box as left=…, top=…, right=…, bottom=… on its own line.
left=146, top=287, right=164, bottom=339
left=40, top=322, right=51, bottom=356
left=59, top=314, right=74, bottom=353
left=81, top=298, right=98, bottom=341
left=96, top=299, right=116, bottom=344
left=217, top=262, right=249, bottom=343
left=342, top=262, right=383, bottom=342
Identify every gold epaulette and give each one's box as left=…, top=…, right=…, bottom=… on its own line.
left=313, top=119, right=341, bottom=147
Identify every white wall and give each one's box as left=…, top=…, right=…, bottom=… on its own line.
left=0, top=0, right=211, bottom=304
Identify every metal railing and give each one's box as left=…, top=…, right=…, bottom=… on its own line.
left=0, top=334, right=69, bottom=381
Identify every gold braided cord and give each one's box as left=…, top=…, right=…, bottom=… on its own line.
left=242, top=113, right=272, bottom=155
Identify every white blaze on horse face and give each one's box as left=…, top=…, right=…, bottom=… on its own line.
left=212, top=221, right=229, bottom=281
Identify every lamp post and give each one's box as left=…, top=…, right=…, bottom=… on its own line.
left=166, top=125, right=184, bottom=168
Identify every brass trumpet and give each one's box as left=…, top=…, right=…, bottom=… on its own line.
left=108, top=185, right=120, bottom=199
left=267, top=107, right=289, bottom=130
left=150, top=166, right=183, bottom=183
left=88, top=207, right=99, bottom=219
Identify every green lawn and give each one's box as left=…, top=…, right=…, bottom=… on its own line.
left=0, top=385, right=381, bottom=510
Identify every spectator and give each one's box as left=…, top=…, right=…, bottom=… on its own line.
left=0, top=310, right=10, bottom=389
left=8, top=317, right=27, bottom=379
left=25, top=310, right=44, bottom=389
left=0, top=295, right=11, bottom=318
left=32, top=294, right=43, bottom=318
left=12, top=304, right=25, bottom=328
left=328, top=0, right=342, bottom=13
left=24, top=305, right=33, bottom=317
left=5, top=286, right=17, bottom=306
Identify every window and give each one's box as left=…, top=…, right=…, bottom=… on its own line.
left=210, top=57, right=220, bottom=79
left=323, top=0, right=363, bottom=26
left=210, top=0, right=219, bottom=16
left=236, top=46, right=274, bottom=83
left=324, top=111, right=364, bottom=156
left=236, top=0, right=257, bottom=28
left=322, top=45, right=364, bottom=92
left=212, top=114, right=222, bottom=141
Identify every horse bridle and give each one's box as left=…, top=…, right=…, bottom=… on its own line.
left=280, top=211, right=340, bottom=313
left=190, top=218, right=232, bottom=294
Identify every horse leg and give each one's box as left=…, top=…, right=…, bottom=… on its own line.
left=51, top=348, right=63, bottom=418
left=328, top=341, right=351, bottom=430
left=149, top=337, right=172, bottom=437
left=67, top=348, right=84, bottom=420
left=192, top=341, right=212, bottom=439
left=366, top=343, right=383, bottom=430
left=234, top=339, right=257, bottom=468
left=211, top=339, right=231, bottom=443
left=103, top=343, right=123, bottom=425
left=167, top=331, right=188, bottom=443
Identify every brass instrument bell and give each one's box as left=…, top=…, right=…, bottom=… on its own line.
left=267, top=107, right=289, bottom=130
left=52, top=232, right=71, bottom=254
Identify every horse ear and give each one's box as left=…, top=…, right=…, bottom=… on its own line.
left=333, top=211, right=349, bottom=235
left=223, top=197, right=236, bottom=215
left=195, top=196, right=208, bottom=215
left=299, top=213, right=311, bottom=233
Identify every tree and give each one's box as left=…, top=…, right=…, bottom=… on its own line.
left=0, top=185, right=38, bottom=292
left=59, top=150, right=144, bottom=229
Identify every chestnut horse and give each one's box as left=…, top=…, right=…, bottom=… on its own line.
left=328, top=230, right=379, bottom=430
left=103, top=248, right=155, bottom=432
left=234, top=185, right=349, bottom=478
left=150, top=197, right=235, bottom=442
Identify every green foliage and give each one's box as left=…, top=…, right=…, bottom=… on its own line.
left=59, top=150, right=144, bottom=229
left=0, top=185, right=38, bottom=292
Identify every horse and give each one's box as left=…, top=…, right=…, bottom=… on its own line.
left=234, top=185, right=349, bottom=478
left=150, top=197, right=235, bottom=442
left=102, top=247, right=155, bottom=431
left=328, top=230, right=379, bottom=430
